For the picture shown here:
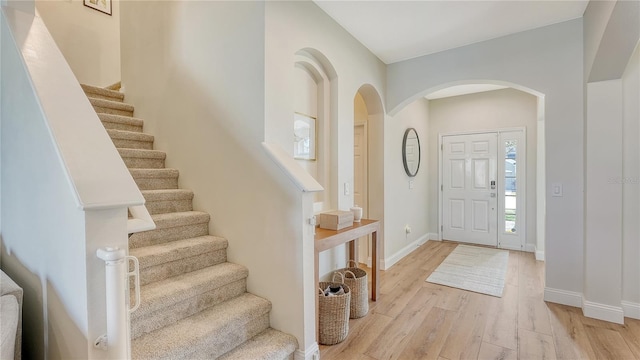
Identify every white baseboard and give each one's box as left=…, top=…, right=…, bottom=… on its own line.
left=294, top=342, right=319, bottom=360
left=525, top=243, right=536, bottom=253
left=583, top=300, right=625, bottom=324
left=382, top=234, right=429, bottom=270
left=622, top=301, right=640, bottom=320
left=428, top=233, right=440, bottom=241
left=544, top=287, right=583, bottom=307
left=535, top=246, right=545, bottom=261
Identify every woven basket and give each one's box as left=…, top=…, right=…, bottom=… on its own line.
left=318, top=273, right=351, bottom=345
left=337, top=260, right=369, bottom=318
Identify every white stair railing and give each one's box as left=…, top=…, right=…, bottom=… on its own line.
left=96, top=247, right=142, bottom=359
left=128, top=205, right=156, bottom=233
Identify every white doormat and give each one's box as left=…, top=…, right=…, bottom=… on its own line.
left=426, top=244, right=509, bottom=297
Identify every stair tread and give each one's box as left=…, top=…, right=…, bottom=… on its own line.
left=107, top=129, right=154, bottom=142
left=81, top=84, right=124, bottom=100
left=98, top=113, right=144, bottom=126
left=132, top=293, right=269, bottom=359
left=89, top=97, right=134, bottom=112
left=219, top=328, right=298, bottom=360
left=133, top=262, right=248, bottom=318
left=149, top=211, right=209, bottom=228
left=118, top=148, right=166, bottom=159
left=141, top=189, right=193, bottom=201
left=130, top=235, right=227, bottom=269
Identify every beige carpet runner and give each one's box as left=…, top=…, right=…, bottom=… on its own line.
left=426, top=244, right=509, bottom=297
left=82, top=83, right=297, bottom=359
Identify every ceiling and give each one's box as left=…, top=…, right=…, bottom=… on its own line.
left=314, top=0, right=589, bottom=65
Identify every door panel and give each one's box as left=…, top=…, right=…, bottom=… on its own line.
left=443, top=133, right=498, bottom=246
left=450, top=199, right=465, bottom=229
left=451, top=159, right=465, bottom=189
left=472, top=200, right=489, bottom=232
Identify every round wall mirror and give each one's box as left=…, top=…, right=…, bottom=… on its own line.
left=402, top=128, right=421, bottom=177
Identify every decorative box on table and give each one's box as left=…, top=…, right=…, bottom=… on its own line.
left=319, top=210, right=354, bottom=231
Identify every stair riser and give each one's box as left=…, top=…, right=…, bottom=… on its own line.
left=139, top=249, right=227, bottom=286
left=85, top=92, right=123, bottom=102
left=144, top=199, right=193, bottom=215
left=93, top=105, right=133, bottom=117
left=132, top=176, right=178, bottom=190
left=131, top=279, right=247, bottom=339
left=181, top=314, right=271, bottom=360
left=122, top=156, right=165, bottom=169
left=129, top=223, right=209, bottom=248
left=102, top=121, right=143, bottom=132
left=111, top=138, right=154, bottom=150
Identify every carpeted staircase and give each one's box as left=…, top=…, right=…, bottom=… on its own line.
left=81, top=84, right=298, bottom=360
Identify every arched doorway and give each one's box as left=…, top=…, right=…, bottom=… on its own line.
left=353, top=84, right=385, bottom=265
left=399, top=80, right=546, bottom=260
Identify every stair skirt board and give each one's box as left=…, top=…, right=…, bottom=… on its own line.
left=83, top=84, right=297, bottom=359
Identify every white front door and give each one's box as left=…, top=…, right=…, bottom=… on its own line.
left=442, top=133, right=498, bottom=246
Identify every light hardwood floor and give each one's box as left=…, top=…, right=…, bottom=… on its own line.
left=319, top=240, right=640, bottom=360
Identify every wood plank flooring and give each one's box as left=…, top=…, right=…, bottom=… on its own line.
left=319, top=240, right=640, bottom=360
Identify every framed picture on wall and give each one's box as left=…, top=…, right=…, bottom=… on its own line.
left=293, top=112, right=316, bottom=161
left=84, top=0, right=112, bottom=15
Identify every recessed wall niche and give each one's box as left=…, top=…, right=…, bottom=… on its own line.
left=294, top=49, right=336, bottom=212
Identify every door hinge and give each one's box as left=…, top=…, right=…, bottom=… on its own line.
left=441, top=144, right=443, bottom=151
left=441, top=184, right=443, bottom=191
left=441, top=225, right=443, bottom=231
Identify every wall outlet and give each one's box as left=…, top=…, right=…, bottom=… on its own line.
left=405, top=225, right=412, bottom=234
left=409, top=180, right=414, bottom=189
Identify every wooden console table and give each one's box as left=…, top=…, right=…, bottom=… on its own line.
left=314, top=219, right=380, bottom=340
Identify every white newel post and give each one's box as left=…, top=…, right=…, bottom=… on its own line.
left=96, top=247, right=140, bottom=359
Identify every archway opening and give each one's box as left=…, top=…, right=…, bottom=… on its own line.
left=401, top=80, right=546, bottom=261
left=353, top=84, right=385, bottom=265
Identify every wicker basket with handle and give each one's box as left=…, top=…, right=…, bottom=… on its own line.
left=337, top=260, right=369, bottom=318
left=318, top=272, right=351, bottom=345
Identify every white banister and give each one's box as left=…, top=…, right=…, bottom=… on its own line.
left=261, top=142, right=324, bottom=193
left=96, top=247, right=141, bottom=359
left=128, top=205, right=156, bottom=234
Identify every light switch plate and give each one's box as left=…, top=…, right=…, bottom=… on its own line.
left=344, top=182, right=350, bottom=196
left=552, top=183, right=563, bottom=197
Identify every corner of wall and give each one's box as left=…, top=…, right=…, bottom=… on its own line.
left=294, top=342, right=319, bottom=360
left=544, top=287, right=583, bottom=308
left=622, top=301, right=640, bottom=320
left=582, top=300, right=625, bottom=324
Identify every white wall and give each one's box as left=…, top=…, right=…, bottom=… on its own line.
left=622, top=43, right=640, bottom=306
left=427, top=88, right=538, bottom=249
left=264, top=1, right=386, bottom=274
left=36, top=0, right=120, bottom=86
left=120, top=0, right=320, bottom=351
left=2, top=10, right=88, bottom=359
left=583, top=0, right=616, bottom=80
left=293, top=65, right=320, bottom=201
left=265, top=1, right=386, bottom=212
left=584, top=79, right=624, bottom=323
left=387, top=19, right=584, bottom=299
left=582, top=0, right=640, bottom=321
left=1, top=6, right=139, bottom=357
left=383, top=98, right=430, bottom=268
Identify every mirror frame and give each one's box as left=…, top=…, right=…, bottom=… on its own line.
left=402, top=128, right=421, bottom=177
